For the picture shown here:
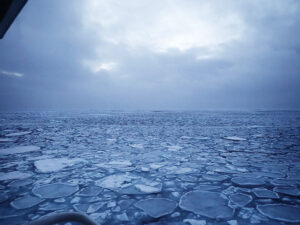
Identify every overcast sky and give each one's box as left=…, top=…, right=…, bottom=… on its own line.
left=0, top=0, right=299, bottom=111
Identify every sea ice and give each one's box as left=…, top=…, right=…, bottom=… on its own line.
left=32, top=183, right=79, bottom=198
left=179, top=191, right=234, bottom=219
left=167, top=145, right=183, bottom=151
left=231, top=176, right=265, bottom=187
left=0, top=145, right=40, bottom=155
left=10, top=196, right=44, bottom=209
left=257, top=204, right=300, bottom=223
left=0, top=171, right=32, bottom=181
left=183, top=219, right=206, bottom=225
left=224, top=136, right=246, bottom=141
left=202, top=174, right=228, bottom=182
left=34, top=157, right=86, bottom=173
left=130, top=144, right=144, bottom=149
left=76, top=186, right=103, bottom=196
left=252, top=188, right=279, bottom=199
left=5, top=131, right=31, bottom=137
left=135, top=198, right=177, bottom=218
left=273, top=187, right=300, bottom=197
left=95, top=173, right=162, bottom=194
left=229, top=193, right=252, bottom=207
left=0, top=138, right=13, bottom=142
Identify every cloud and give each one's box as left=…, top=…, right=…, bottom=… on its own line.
left=0, top=0, right=299, bottom=110
left=0, top=70, right=23, bottom=77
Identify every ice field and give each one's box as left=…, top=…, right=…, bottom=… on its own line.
left=0, top=111, right=300, bottom=224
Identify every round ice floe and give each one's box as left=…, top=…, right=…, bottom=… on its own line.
left=0, top=171, right=32, bottom=181
left=257, top=204, right=300, bottom=223
left=32, top=183, right=79, bottom=199
left=273, top=187, right=300, bottom=197
left=95, top=173, right=162, bottom=194
left=231, top=176, right=265, bottom=187
left=229, top=193, right=252, bottom=207
left=76, top=186, right=103, bottom=196
left=34, top=157, right=86, bottom=173
left=252, top=188, right=279, bottom=199
left=179, top=191, right=234, bottom=219
left=10, top=196, right=44, bottom=209
left=135, top=198, right=177, bottom=218
left=0, top=145, right=40, bottom=155
left=202, top=174, right=228, bottom=182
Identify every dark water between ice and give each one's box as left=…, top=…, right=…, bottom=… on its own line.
left=0, top=111, right=300, bottom=225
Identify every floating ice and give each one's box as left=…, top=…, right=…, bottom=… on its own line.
left=8, top=179, right=32, bottom=187
left=224, top=136, right=246, bottom=141
left=97, top=160, right=132, bottom=168
left=252, top=188, right=279, bottom=199
left=179, top=191, right=234, bottom=219
left=202, top=174, right=228, bottom=182
left=10, top=196, right=44, bottom=209
left=39, top=202, right=66, bottom=211
left=0, top=171, right=32, bottom=181
left=130, top=144, right=144, bottom=149
left=135, top=198, right=177, bottom=218
left=73, top=202, right=105, bottom=213
left=231, top=176, right=265, bottom=187
left=32, top=183, right=79, bottom=199
left=229, top=193, right=252, bottom=207
left=257, top=204, right=300, bottom=223
left=273, top=187, right=300, bottom=197
left=183, top=219, right=206, bottom=225
left=5, top=131, right=31, bottom=137
left=167, top=145, right=183, bottom=151
left=0, top=138, right=13, bottom=142
left=95, top=173, right=162, bottom=194
left=77, top=186, right=103, bottom=196
left=0, top=145, right=40, bottom=155
left=34, top=157, right=86, bottom=173
left=160, top=166, right=198, bottom=174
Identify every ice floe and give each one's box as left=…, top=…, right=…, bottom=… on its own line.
left=135, top=198, right=177, bottom=218
left=32, top=183, right=79, bottom=199
left=179, top=191, right=234, bottom=219
left=231, top=176, right=265, bottom=187
left=34, top=157, right=86, bottom=173
left=5, top=131, right=31, bottom=137
left=0, top=138, right=13, bottom=142
left=183, top=219, right=206, bottom=225
left=229, top=193, right=252, bottom=207
left=252, top=188, right=279, bottom=199
left=10, top=196, right=44, bottom=209
left=0, top=171, right=32, bottom=181
left=273, top=187, right=300, bottom=197
left=224, top=136, right=246, bottom=141
left=0, top=145, right=40, bottom=155
left=76, top=186, right=103, bottom=196
left=257, top=204, right=300, bottom=223
left=95, top=174, right=162, bottom=195
left=130, top=144, right=144, bottom=149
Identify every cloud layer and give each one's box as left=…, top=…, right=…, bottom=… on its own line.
left=0, top=0, right=299, bottom=110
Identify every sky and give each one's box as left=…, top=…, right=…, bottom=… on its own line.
left=0, top=0, right=299, bottom=111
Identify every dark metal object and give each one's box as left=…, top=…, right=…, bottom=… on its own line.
left=0, top=0, right=28, bottom=39
left=26, top=212, right=100, bottom=225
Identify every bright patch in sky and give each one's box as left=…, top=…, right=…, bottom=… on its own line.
left=82, top=0, right=245, bottom=52
left=82, top=60, right=117, bottom=73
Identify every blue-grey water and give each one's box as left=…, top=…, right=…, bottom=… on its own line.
left=0, top=111, right=300, bottom=225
